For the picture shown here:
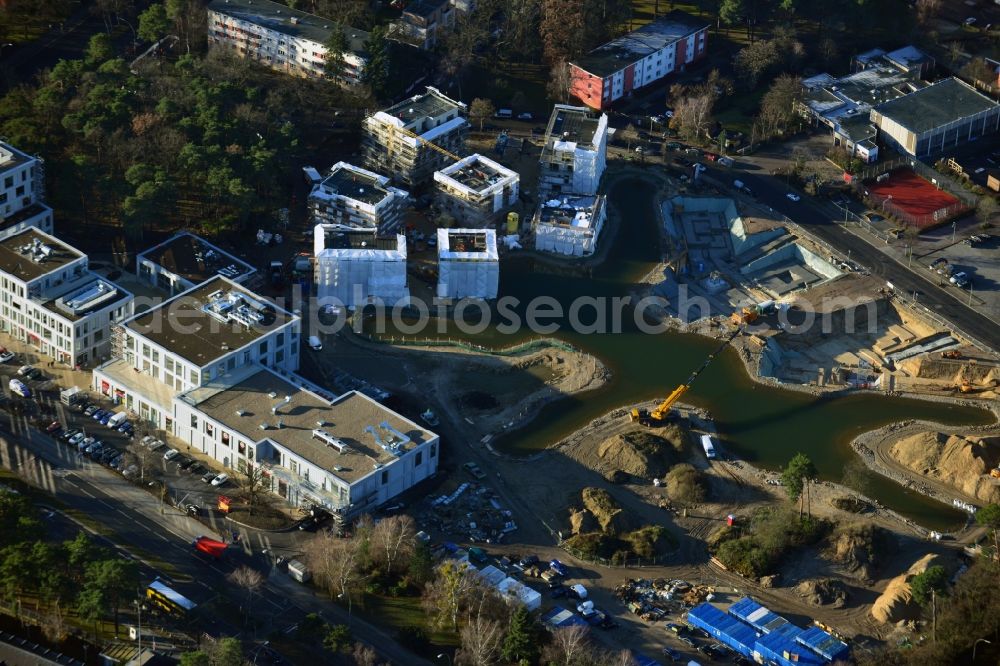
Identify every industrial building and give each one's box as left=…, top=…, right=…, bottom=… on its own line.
left=207, top=0, right=369, bottom=83
left=136, top=232, right=257, bottom=296
left=0, top=141, right=53, bottom=240
left=313, top=226, right=409, bottom=309
left=433, top=154, right=519, bottom=226
left=871, top=77, right=1000, bottom=157
left=533, top=195, right=607, bottom=257
left=799, top=46, right=932, bottom=163
left=0, top=228, right=133, bottom=368
left=93, top=275, right=301, bottom=430
left=437, top=228, right=499, bottom=300
left=538, top=105, right=608, bottom=199
left=362, top=87, right=468, bottom=187
left=174, top=364, right=439, bottom=514
left=687, top=597, right=849, bottom=666
left=569, top=11, right=709, bottom=110
left=307, top=162, right=409, bottom=234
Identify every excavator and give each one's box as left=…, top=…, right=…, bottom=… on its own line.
left=631, top=327, right=742, bottom=427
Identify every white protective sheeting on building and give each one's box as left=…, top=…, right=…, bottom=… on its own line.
left=314, top=233, right=409, bottom=308
left=436, top=228, right=499, bottom=300
left=534, top=195, right=606, bottom=257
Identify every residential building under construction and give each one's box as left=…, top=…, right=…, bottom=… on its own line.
left=433, top=154, right=519, bottom=227
left=307, top=162, right=409, bottom=234
left=361, top=87, right=468, bottom=187
left=538, top=105, right=609, bottom=199
left=437, top=228, right=499, bottom=300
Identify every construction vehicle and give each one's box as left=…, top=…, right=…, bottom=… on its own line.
left=631, top=328, right=741, bottom=426
left=941, top=350, right=962, bottom=359
left=730, top=306, right=759, bottom=326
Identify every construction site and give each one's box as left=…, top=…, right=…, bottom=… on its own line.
left=432, top=154, right=520, bottom=227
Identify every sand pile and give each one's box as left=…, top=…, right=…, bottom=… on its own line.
left=796, top=579, right=848, bottom=607
left=871, top=554, right=940, bottom=624
left=580, top=487, right=635, bottom=535
left=826, top=523, right=889, bottom=583
left=890, top=432, right=1000, bottom=503
left=596, top=430, right=676, bottom=480
left=904, top=358, right=1000, bottom=386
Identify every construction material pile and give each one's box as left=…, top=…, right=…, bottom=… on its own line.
left=614, top=578, right=715, bottom=621
left=418, top=480, right=517, bottom=544
left=890, top=431, right=1000, bottom=503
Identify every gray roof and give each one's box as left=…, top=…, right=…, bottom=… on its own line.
left=874, top=77, right=1000, bottom=134
left=207, top=0, right=369, bottom=53
left=572, top=11, right=709, bottom=77
left=0, top=229, right=83, bottom=283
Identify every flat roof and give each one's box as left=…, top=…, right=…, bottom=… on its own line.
left=0, top=228, right=83, bottom=282
left=538, top=195, right=605, bottom=229
left=42, top=275, right=131, bottom=322
left=186, top=367, right=434, bottom=484
left=382, top=87, right=464, bottom=126
left=437, top=154, right=517, bottom=192
left=207, top=0, right=369, bottom=53
left=403, top=0, right=448, bottom=18
left=318, top=228, right=401, bottom=251
left=544, top=105, right=603, bottom=149
left=438, top=228, right=499, bottom=260
left=126, top=276, right=295, bottom=367
left=0, top=202, right=50, bottom=233
left=0, top=142, right=33, bottom=175
left=314, top=163, right=393, bottom=206
left=138, top=233, right=255, bottom=285
left=572, top=11, right=709, bottom=77
left=874, top=77, right=1000, bottom=134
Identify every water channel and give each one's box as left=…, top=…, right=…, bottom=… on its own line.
left=383, top=177, right=994, bottom=529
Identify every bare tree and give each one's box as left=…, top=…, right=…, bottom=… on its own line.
left=540, top=0, right=585, bottom=65
left=237, top=462, right=269, bottom=516
left=370, top=514, right=416, bottom=576
left=916, top=0, right=941, bottom=24
left=227, top=565, right=264, bottom=625
left=422, top=561, right=486, bottom=631
left=670, top=92, right=715, bottom=142
left=125, top=441, right=159, bottom=483
left=352, top=642, right=380, bottom=666
left=604, top=649, right=639, bottom=666
left=547, top=61, right=574, bottom=104
left=469, top=98, right=496, bottom=132
left=541, top=624, right=591, bottom=666
left=305, top=531, right=364, bottom=615
left=456, top=615, right=503, bottom=666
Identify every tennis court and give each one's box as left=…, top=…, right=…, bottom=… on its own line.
left=865, top=168, right=960, bottom=228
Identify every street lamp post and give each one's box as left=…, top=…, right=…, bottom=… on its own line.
left=952, top=220, right=957, bottom=241
left=973, top=638, right=991, bottom=661
left=437, top=654, right=452, bottom=666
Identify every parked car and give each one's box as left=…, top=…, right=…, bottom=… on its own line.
left=68, top=432, right=86, bottom=446
left=185, top=504, right=201, bottom=516
left=45, top=420, right=61, bottom=434
left=61, top=428, right=81, bottom=442
left=92, top=409, right=107, bottom=421
left=84, top=405, right=99, bottom=416
left=0, top=350, right=14, bottom=363
left=549, top=559, right=569, bottom=577
left=201, top=471, right=217, bottom=483
left=463, top=461, right=487, bottom=480
left=17, top=365, right=34, bottom=377
left=210, top=473, right=230, bottom=487
left=122, top=464, right=139, bottom=479
left=177, top=456, right=196, bottom=470
left=950, top=271, right=969, bottom=286
left=163, top=448, right=180, bottom=461
left=661, top=647, right=681, bottom=662
left=517, top=112, right=533, bottom=121
left=79, top=436, right=96, bottom=452
left=786, top=192, right=801, bottom=202
left=23, top=368, right=42, bottom=380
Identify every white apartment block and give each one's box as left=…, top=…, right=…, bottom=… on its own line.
left=136, top=232, right=257, bottom=296
left=314, top=227, right=409, bottom=309
left=207, top=0, right=369, bottom=84
left=433, top=154, right=519, bottom=227
left=534, top=195, right=607, bottom=257
left=0, top=229, right=133, bottom=368
left=0, top=141, right=53, bottom=240
left=437, top=228, right=499, bottom=300
left=174, top=364, right=439, bottom=513
left=538, top=105, right=608, bottom=199
left=308, top=162, right=409, bottom=234
left=93, top=276, right=300, bottom=431
left=362, top=87, right=468, bottom=187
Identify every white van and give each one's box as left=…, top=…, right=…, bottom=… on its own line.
left=496, top=108, right=513, bottom=119
left=308, top=335, right=323, bottom=351
left=107, top=412, right=128, bottom=428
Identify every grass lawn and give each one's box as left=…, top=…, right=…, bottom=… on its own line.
left=715, top=87, right=766, bottom=136
left=357, top=594, right=459, bottom=649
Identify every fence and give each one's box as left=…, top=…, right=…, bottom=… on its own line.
left=356, top=332, right=580, bottom=357
left=851, top=157, right=976, bottom=228
left=863, top=191, right=971, bottom=229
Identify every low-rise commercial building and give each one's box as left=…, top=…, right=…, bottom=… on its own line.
left=538, top=105, right=608, bottom=199
left=0, top=229, right=133, bottom=367
left=533, top=195, right=607, bottom=257
left=437, top=228, right=498, bottom=300
left=570, top=11, right=708, bottom=110
left=308, top=162, right=409, bottom=234
left=174, top=364, right=439, bottom=513
left=93, top=276, right=300, bottom=429
left=433, top=154, right=519, bottom=226
left=136, top=232, right=257, bottom=296
left=207, top=0, right=369, bottom=83
left=0, top=141, right=53, bottom=239
left=871, top=77, right=1000, bottom=157
left=362, top=87, right=468, bottom=187
left=313, top=226, right=409, bottom=308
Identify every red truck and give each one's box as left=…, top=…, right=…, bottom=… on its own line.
left=192, top=536, right=228, bottom=559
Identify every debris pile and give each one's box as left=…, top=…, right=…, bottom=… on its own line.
left=614, top=578, right=715, bottom=621
left=419, top=481, right=517, bottom=544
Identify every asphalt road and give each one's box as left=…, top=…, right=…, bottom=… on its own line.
left=0, top=387, right=430, bottom=665
left=708, top=165, right=1000, bottom=352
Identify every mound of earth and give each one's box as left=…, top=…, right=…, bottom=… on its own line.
left=580, top=487, right=635, bottom=535
left=830, top=496, right=870, bottom=513
left=796, top=578, right=848, bottom=607
left=568, top=508, right=598, bottom=535
left=905, top=357, right=999, bottom=386
left=596, top=430, right=675, bottom=480
left=871, top=554, right=940, bottom=624
left=890, top=432, right=1000, bottom=503
left=826, top=522, right=890, bottom=583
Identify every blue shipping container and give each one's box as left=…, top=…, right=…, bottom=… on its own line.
left=687, top=602, right=758, bottom=658
left=796, top=626, right=850, bottom=662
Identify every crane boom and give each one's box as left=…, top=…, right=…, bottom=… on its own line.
left=387, top=122, right=462, bottom=163
left=649, top=328, right=741, bottom=421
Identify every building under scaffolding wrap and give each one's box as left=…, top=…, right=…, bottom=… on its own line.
left=533, top=194, right=607, bottom=257
left=313, top=226, right=409, bottom=308
left=538, top=105, right=608, bottom=199
left=436, top=228, right=499, bottom=300
left=433, top=154, right=519, bottom=227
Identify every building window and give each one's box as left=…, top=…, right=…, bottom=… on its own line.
left=290, top=460, right=298, bottom=475
left=205, top=422, right=214, bottom=436
left=238, top=440, right=246, bottom=455
left=222, top=432, right=231, bottom=446
left=190, top=414, right=198, bottom=428
left=415, top=451, right=422, bottom=466
left=381, top=470, right=389, bottom=485
left=431, top=444, right=437, bottom=458
left=259, top=341, right=267, bottom=355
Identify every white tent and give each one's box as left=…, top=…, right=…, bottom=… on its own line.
left=497, top=577, right=542, bottom=611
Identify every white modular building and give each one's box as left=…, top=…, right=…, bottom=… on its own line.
left=433, top=154, right=519, bottom=227
left=0, top=141, right=53, bottom=240
left=136, top=232, right=257, bottom=296
left=538, top=105, right=608, bottom=199
left=313, top=226, right=409, bottom=308
left=308, top=162, right=409, bottom=234
left=533, top=195, right=607, bottom=257
left=436, top=228, right=499, bottom=300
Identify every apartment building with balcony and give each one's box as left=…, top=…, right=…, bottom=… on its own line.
left=433, top=154, right=519, bottom=226
left=0, top=141, right=53, bottom=240
left=174, top=364, right=439, bottom=513
left=93, top=276, right=300, bottom=431
left=397, top=0, right=455, bottom=49
left=308, top=162, right=409, bottom=234
left=361, top=86, right=468, bottom=187
left=0, top=229, right=133, bottom=368
left=538, top=105, right=608, bottom=199
left=207, top=0, right=369, bottom=83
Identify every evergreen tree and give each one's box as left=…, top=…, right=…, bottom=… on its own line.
left=361, top=26, right=391, bottom=99
left=323, top=23, right=349, bottom=81
left=502, top=606, right=539, bottom=663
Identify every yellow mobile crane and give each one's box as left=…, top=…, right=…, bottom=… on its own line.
left=631, top=327, right=742, bottom=426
